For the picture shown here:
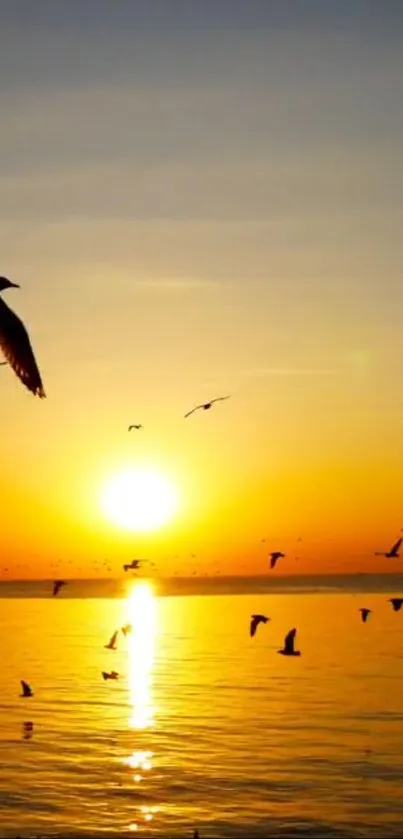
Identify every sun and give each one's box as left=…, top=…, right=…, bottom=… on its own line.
left=100, top=467, right=178, bottom=532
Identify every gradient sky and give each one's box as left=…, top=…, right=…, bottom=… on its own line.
left=1, top=0, right=403, bottom=578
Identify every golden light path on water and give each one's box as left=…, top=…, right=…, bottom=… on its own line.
left=124, top=581, right=160, bottom=832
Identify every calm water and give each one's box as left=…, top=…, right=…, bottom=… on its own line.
left=1, top=581, right=403, bottom=837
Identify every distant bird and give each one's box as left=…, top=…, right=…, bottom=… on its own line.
left=121, top=623, right=132, bottom=636
left=102, top=671, right=119, bottom=680
left=250, top=614, right=269, bottom=637
left=123, top=560, right=142, bottom=572
left=360, top=608, right=371, bottom=623
left=277, top=628, right=301, bottom=657
left=375, top=537, right=402, bottom=558
left=269, top=551, right=285, bottom=569
left=20, top=680, right=33, bottom=698
left=0, top=276, right=46, bottom=397
left=105, top=630, right=118, bottom=650
left=52, top=579, right=66, bottom=597
left=184, top=396, right=230, bottom=419
left=388, top=598, right=403, bottom=612
left=128, top=424, right=143, bottom=431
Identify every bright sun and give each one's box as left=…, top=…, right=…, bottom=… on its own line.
left=100, top=467, right=178, bottom=532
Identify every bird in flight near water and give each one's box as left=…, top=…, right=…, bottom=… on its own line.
left=0, top=277, right=46, bottom=398
left=277, top=628, right=301, bottom=656
left=102, top=671, right=119, bottom=680
left=388, top=598, right=403, bottom=612
left=52, top=580, right=66, bottom=597
left=105, top=631, right=118, bottom=650
left=250, top=614, right=269, bottom=637
left=359, top=608, right=371, bottom=623
left=269, top=551, right=285, bottom=569
left=375, top=537, right=402, bottom=558
left=184, top=396, right=230, bottom=418
left=20, top=680, right=33, bottom=698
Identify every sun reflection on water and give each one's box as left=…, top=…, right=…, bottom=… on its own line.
left=126, top=581, right=157, bottom=731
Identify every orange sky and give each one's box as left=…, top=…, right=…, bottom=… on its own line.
left=1, top=2, right=403, bottom=579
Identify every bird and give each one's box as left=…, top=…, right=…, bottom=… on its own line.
left=277, top=628, right=301, bottom=656
left=0, top=276, right=46, bottom=397
left=121, top=623, right=132, bottom=636
left=22, top=721, right=34, bottom=740
left=375, top=537, right=402, bottom=558
left=388, top=598, right=403, bottom=612
left=184, top=396, right=230, bottom=419
left=20, top=680, right=33, bottom=698
left=269, top=551, right=285, bottom=569
left=250, top=614, right=269, bottom=637
left=102, top=671, right=119, bottom=680
left=359, top=608, right=371, bottom=623
left=105, top=630, right=118, bottom=650
left=123, top=560, right=142, bottom=572
left=52, top=580, right=66, bottom=597
left=128, top=424, right=143, bottom=431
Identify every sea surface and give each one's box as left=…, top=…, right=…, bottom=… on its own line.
left=1, top=576, right=403, bottom=838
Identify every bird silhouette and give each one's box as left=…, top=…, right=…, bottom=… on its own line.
left=20, top=680, right=33, bottom=698
left=389, top=598, right=403, bottom=612
left=250, top=614, right=269, bottom=637
left=375, top=537, right=402, bottom=558
left=52, top=580, right=66, bottom=597
left=269, top=551, right=285, bottom=569
left=277, top=628, right=301, bottom=656
left=105, top=630, right=118, bottom=650
left=123, top=560, right=142, bottom=572
left=0, top=277, right=45, bottom=397
left=121, top=623, right=133, bottom=636
left=184, top=396, right=230, bottom=418
left=128, top=424, right=143, bottom=431
left=360, top=608, right=371, bottom=623
left=102, top=671, right=119, bottom=680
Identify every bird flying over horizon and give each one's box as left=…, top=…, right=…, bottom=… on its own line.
left=375, top=537, right=402, bottom=558
left=389, top=598, right=403, bottom=612
left=102, top=671, right=119, bottom=680
left=0, top=277, right=46, bottom=398
left=52, top=580, right=66, bottom=597
left=20, top=680, right=33, bottom=698
left=105, top=630, right=118, bottom=650
left=269, top=551, right=285, bottom=569
left=128, top=424, right=143, bottom=431
left=277, top=628, right=301, bottom=656
left=250, top=614, right=269, bottom=637
left=184, top=396, right=230, bottom=419
left=360, top=608, right=371, bottom=623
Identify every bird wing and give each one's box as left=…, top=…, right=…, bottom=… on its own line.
left=284, top=628, right=296, bottom=653
left=270, top=555, right=278, bottom=569
left=52, top=581, right=60, bottom=596
left=21, top=680, right=31, bottom=696
left=211, top=396, right=230, bottom=404
left=250, top=616, right=258, bottom=637
left=184, top=405, right=202, bottom=418
left=391, top=537, right=402, bottom=555
left=0, top=298, right=45, bottom=397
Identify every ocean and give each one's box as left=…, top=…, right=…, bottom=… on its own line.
left=1, top=575, right=403, bottom=838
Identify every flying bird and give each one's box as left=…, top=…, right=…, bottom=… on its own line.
left=20, top=680, right=33, bottom=698
left=102, top=671, right=119, bottom=680
left=123, top=560, right=142, bottom=572
left=388, top=598, right=403, bottom=612
left=277, top=628, right=301, bottom=657
left=375, top=537, right=402, bottom=558
left=359, top=608, right=371, bottom=623
left=250, top=614, right=269, bottom=637
left=105, top=630, right=118, bottom=650
left=184, top=396, right=230, bottom=419
left=0, top=276, right=46, bottom=397
left=121, top=623, right=133, bottom=636
left=52, top=580, right=66, bottom=597
left=269, top=551, right=285, bottom=569
left=128, top=424, right=143, bottom=431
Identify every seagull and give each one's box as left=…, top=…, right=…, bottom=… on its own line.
left=102, top=671, right=119, bottom=680
left=20, top=680, right=33, bottom=698
left=375, top=537, right=402, bottom=558
left=184, top=396, right=230, bottom=419
left=277, top=628, right=301, bottom=657
left=359, top=608, right=371, bottom=623
left=0, top=277, right=46, bottom=397
left=121, top=623, right=133, bottom=636
left=128, top=424, right=143, bottom=431
left=250, top=614, right=269, bottom=637
left=388, top=598, right=403, bottom=612
left=105, top=630, right=118, bottom=650
left=123, top=560, right=142, bottom=572
left=269, top=551, right=285, bottom=569
left=52, top=580, right=66, bottom=597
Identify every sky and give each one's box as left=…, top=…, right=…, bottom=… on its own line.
left=1, top=0, right=403, bottom=579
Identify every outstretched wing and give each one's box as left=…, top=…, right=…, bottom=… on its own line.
left=390, top=537, right=402, bottom=555
left=184, top=405, right=202, bottom=418
left=21, top=680, right=31, bottom=697
left=284, top=628, right=296, bottom=654
left=250, top=616, right=258, bottom=637
left=0, top=298, right=45, bottom=397
left=211, top=395, right=230, bottom=405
